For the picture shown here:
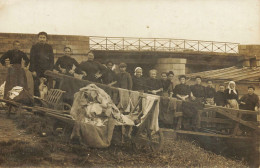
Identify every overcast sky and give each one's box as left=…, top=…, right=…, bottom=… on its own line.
left=0, top=0, right=259, bottom=44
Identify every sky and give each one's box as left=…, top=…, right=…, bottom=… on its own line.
left=0, top=0, right=259, bottom=44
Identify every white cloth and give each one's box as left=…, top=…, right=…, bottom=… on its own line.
left=227, top=81, right=237, bottom=95
left=138, top=94, right=160, bottom=132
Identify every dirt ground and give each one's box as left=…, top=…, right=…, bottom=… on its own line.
left=0, top=110, right=249, bottom=168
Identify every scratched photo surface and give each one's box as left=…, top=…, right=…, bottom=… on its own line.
left=0, top=0, right=259, bottom=167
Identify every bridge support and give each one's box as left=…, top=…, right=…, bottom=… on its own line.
left=155, top=58, right=186, bottom=75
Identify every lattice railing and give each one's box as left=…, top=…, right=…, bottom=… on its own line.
left=89, top=36, right=239, bottom=54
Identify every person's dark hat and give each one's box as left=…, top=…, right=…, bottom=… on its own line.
left=178, top=75, right=186, bottom=80
left=38, top=31, right=48, bottom=38
left=119, top=62, right=127, bottom=68
left=167, top=71, right=174, bottom=76
left=248, top=85, right=255, bottom=90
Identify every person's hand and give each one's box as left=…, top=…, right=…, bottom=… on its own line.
left=254, top=106, right=258, bottom=111
left=60, top=68, right=66, bottom=74
left=53, top=69, right=59, bottom=73
left=32, top=71, right=37, bottom=77
left=151, top=90, right=157, bottom=95
left=69, top=69, right=75, bottom=75
left=95, top=72, right=102, bottom=79
left=82, top=71, right=87, bottom=76
left=191, top=96, right=196, bottom=101
left=240, top=101, right=246, bottom=105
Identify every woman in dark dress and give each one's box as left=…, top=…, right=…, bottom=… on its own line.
left=174, top=75, right=191, bottom=101
left=132, top=67, right=146, bottom=92
left=146, top=69, right=163, bottom=95
left=0, top=40, right=30, bottom=99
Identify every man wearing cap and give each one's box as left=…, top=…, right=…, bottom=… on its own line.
left=117, top=62, right=132, bottom=90
left=239, top=86, right=259, bottom=112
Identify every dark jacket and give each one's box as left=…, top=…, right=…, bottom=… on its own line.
left=29, top=43, right=54, bottom=77
left=79, top=60, right=106, bottom=83
left=190, top=84, right=205, bottom=98
left=102, top=68, right=118, bottom=85
left=117, top=72, right=133, bottom=90
left=0, top=49, right=29, bottom=66
left=174, top=84, right=191, bottom=96
left=132, top=76, right=147, bottom=92
left=205, top=86, right=216, bottom=98
left=239, top=93, right=259, bottom=111
left=214, top=91, right=226, bottom=106
left=54, top=55, right=82, bottom=75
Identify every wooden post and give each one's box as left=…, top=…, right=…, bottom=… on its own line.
left=255, top=111, right=260, bottom=167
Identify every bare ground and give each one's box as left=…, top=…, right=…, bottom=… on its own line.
left=0, top=110, right=249, bottom=167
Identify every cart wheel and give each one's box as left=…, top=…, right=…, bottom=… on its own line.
left=148, top=129, right=164, bottom=152
left=132, top=128, right=150, bottom=152
left=132, top=129, right=164, bottom=152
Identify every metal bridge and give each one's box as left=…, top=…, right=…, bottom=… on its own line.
left=89, top=36, right=239, bottom=54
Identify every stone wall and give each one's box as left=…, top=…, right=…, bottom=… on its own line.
left=239, top=45, right=260, bottom=67
left=0, top=33, right=90, bottom=64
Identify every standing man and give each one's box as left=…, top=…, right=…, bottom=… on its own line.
left=205, top=80, right=216, bottom=105
left=214, top=84, right=226, bottom=106
left=29, top=32, right=54, bottom=96
left=0, top=40, right=30, bottom=98
left=240, top=86, right=259, bottom=112
left=79, top=51, right=106, bottom=83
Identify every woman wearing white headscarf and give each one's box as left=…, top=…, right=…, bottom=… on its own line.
left=132, top=67, right=146, bottom=92
left=224, top=81, right=239, bottom=109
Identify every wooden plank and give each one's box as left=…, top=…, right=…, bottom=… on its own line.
left=204, top=105, right=258, bottom=115
left=162, top=129, right=253, bottom=140
left=214, top=108, right=258, bottom=130
left=200, top=117, right=232, bottom=124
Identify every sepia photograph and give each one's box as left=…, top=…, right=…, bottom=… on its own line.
left=0, top=0, right=259, bottom=167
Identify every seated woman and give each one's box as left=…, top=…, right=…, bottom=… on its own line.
left=174, top=75, right=191, bottom=101
left=146, top=69, right=163, bottom=95
left=224, top=81, right=239, bottom=109
left=161, top=72, right=171, bottom=97
left=132, top=67, right=146, bottom=92
left=0, top=40, right=30, bottom=99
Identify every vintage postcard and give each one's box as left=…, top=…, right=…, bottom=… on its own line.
left=0, top=0, right=259, bottom=167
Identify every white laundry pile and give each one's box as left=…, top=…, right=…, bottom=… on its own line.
left=0, top=82, right=6, bottom=107
left=70, top=84, right=134, bottom=148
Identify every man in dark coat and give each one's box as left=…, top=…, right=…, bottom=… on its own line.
left=0, top=40, right=30, bottom=99
left=240, top=86, right=259, bottom=111
left=102, top=61, right=117, bottom=86
left=214, top=84, right=226, bottom=106
left=117, top=63, right=133, bottom=90
left=54, top=47, right=83, bottom=76
left=29, top=32, right=54, bottom=96
left=0, top=40, right=29, bottom=66
left=79, top=51, right=106, bottom=83
left=190, top=76, right=205, bottom=103
left=205, top=80, right=216, bottom=105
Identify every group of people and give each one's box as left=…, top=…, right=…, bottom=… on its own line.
left=0, top=32, right=259, bottom=116
left=175, top=76, right=259, bottom=113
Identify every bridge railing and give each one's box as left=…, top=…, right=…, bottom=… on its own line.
left=89, top=36, right=239, bottom=54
